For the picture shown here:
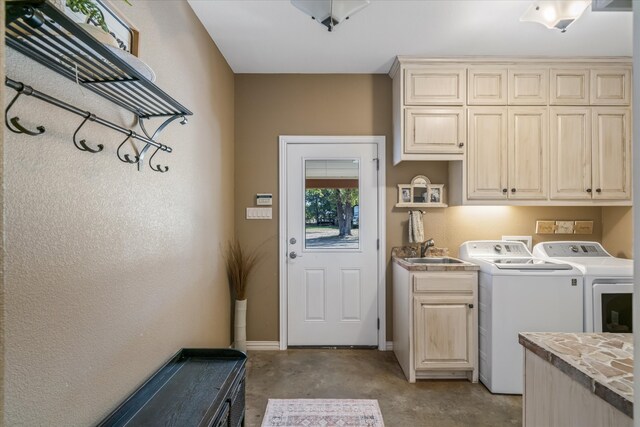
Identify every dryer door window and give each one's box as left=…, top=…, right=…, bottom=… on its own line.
left=593, top=283, right=633, bottom=333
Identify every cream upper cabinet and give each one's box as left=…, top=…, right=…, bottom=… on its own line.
left=404, top=108, right=466, bottom=154
left=404, top=67, right=466, bottom=105
left=392, top=58, right=633, bottom=205
left=550, top=69, right=590, bottom=105
left=467, top=108, right=508, bottom=199
left=414, top=295, right=474, bottom=370
left=590, top=68, right=631, bottom=105
left=467, top=67, right=508, bottom=105
left=550, top=108, right=592, bottom=200
left=508, top=68, right=549, bottom=105
left=508, top=108, right=548, bottom=199
left=592, top=108, right=631, bottom=200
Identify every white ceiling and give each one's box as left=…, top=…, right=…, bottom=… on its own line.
left=187, top=0, right=633, bottom=74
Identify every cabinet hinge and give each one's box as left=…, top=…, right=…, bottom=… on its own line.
left=377, top=318, right=380, bottom=330
left=374, top=158, right=379, bottom=171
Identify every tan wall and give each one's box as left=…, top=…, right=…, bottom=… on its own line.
left=602, top=207, right=633, bottom=259
left=4, top=2, right=234, bottom=425
left=235, top=74, right=605, bottom=342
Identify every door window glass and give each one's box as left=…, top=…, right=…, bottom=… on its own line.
left=305, top=159, right=359, bottom=250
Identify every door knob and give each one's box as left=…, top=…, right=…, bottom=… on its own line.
left=289, top=251, right=299, bottom=259
left=511, top=188, right=516, bottom=193
left=586, top=188, right=592, bottom=193
left=458, top=142, right=464, bottom=148
left=468, top=304, right=474, bottom=309
left=502, top=188, right=508, bottom=193
left=596, top=188, right=602, bottom=193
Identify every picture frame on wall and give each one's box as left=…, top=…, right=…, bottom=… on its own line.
left=398, top=185, right=412, bottom=203
left=427, top=184, right=444, bottom=204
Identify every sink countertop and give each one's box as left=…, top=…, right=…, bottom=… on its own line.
left=519, top=332, right=633, bottom=417
left=391, top=246, right=479, bottom=272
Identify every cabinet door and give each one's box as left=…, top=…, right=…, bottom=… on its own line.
left=405, top=67, right=466, bottom=105
left=414, top=295, right=473, bottom=370
left=467, top=108, right=508, bottom=199
left=550, top=108, right=592, bottom=200
left=592, top=108, right=631, bottom=200
left=550, top=69, right=589, bottom=105
left=508, top=68, right=549, bottom=105
left=404, top=108, right=465, bottom=154
left=468, top=67, right=508, bottom=105
left=590, top=68, right=631, bottom=105
left=508, top=108, right=548, bottom=199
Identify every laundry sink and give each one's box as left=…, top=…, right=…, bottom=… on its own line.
left=404, top=257, right=465, bottom=264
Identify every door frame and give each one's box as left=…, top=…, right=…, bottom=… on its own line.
left=278, top=135, right=386, bottom=350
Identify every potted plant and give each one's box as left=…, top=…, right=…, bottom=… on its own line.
left=223, top=238, right=260, bottom=352
left=66, top=0, right=131, bottom=33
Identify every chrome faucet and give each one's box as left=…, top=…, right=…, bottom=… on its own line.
left=420, top=238, right=435, bottom=258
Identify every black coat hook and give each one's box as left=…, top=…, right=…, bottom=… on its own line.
left=5, top=91, right=45, bottom=135
left=148, top=145, right=169, bottom=173
left=73, top=113, right=104, bottom=153
left=116, top=131, right=139, bottom=164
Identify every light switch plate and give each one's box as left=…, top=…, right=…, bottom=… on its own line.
left=246, top=207, right=272, bottom=220
left=555, top=221, right=575, bottom=234
left=574, top=221, right=594, bottom=234
left=536, top=220, right=556, bottom=234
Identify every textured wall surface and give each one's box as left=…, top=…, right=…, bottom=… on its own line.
left=602, top=207, right=633, bottom=258
left=1, top=0, right=6, bottom=424
left=3, top=1, right=234, bottom=425
left=234, top=74, right=605, bottom=342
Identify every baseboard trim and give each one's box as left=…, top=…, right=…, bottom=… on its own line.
left=246, top=341, right=280, bottom=350
left=243, top=341, right=393, bottom=351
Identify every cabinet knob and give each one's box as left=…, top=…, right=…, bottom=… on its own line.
left=586, top=188, right=592, bottom=193
left=468, top=303, right=474, bottom=309
left=596, top=188, right=602, bottom=193
left=458, top=142, right=464, bottom=148
left=511, top=188, right=516, bottom=193
left=502, top=188, right=508, bottom=193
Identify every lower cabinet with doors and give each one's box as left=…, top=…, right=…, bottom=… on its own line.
left=393, top=261, right=479, bottom=383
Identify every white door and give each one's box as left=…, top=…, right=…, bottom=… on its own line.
left=286, top=142, right=379, bottom=346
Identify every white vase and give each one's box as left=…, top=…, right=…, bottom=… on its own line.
left=234, top=299, right=247, bottom=352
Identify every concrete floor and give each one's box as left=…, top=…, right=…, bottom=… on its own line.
left=245, top=349, right=521, bottom=427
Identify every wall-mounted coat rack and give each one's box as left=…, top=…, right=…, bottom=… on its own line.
left=5, top=77, right=176, bottom=172
left=4, top=0, right=194, bottom=172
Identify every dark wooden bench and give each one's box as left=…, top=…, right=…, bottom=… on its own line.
left=98, top=349, right=246, bottom=427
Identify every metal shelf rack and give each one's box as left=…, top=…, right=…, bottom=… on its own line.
left=5, top=0, right=193, bottom=172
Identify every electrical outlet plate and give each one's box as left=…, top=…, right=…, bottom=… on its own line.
left=574, top=221, right=594, bottom=234
left=555, top=220, right=575, bottom=234
left=536, top=220, right=556, bottom=234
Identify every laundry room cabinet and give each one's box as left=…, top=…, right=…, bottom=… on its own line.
left=467, top=107, right=547, bottom=200
left=550, top=107, right=631, bottom=201
left=391, top=57, right=632, bottom=206
left=393, top=262, right=479, bottom=383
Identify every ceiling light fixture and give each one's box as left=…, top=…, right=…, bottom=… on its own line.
left=520, top=1, right=591, bottom=32
left=291, top=0, right=370, bottom=32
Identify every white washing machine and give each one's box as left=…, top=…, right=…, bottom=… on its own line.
left=533, top=241, right=633, bottom=333
left=459, top=241, right=583, bottom=395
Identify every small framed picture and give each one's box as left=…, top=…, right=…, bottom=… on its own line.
left=427, top=184, right=444, bottom=204
left=398, top=185, right=412, bottom=203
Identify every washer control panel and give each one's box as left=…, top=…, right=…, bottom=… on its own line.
left=461, top=241, right=530, bottom=257
left=538, top=242, right=609, bottom=257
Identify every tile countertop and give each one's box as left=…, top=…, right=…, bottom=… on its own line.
left=519, top=332, right=633, bottom=418
left=391, top=246, right=480, bottom=272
